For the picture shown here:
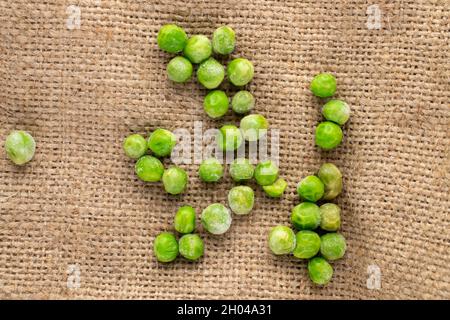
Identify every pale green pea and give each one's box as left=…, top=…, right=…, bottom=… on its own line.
left=204, top=90, right=229, bottom=119
left=308, top=257, right=333, bottom=285
left=291, top=202, right=321, bottom=230
left=148, top=128, right=177, bottom=157
left=317, top=163, right=343, bottom=200
left=240, top=114, right=268, bottom=142
left=123, top=134, right=148, bottom=159
left=162, top=166, right=188, bottom=195
left=5, top=130, right=36, bottom=165
left=174, top=205, right=196, bottom=234
left=183, top=35, right=212, bottom=64
left=315, top=121, right=343, bottom=150
left=227, top=58, right=254, bottom=86
left=228, top=186, right=254, bottom=215
left=254, top=160, right=279, bottom=186
left=231, top=90, right=254, bottom=114
left=322, top=100, right=350, bottom=125
left=135, top=155, right=164, bottom=182
left=262, top=177, right=287, bottom=198
left=310, top=73, right=337, bottom=98
left=217, top=124, right=243, bottom=151
left=201, top=203, right=232, bottom=235
left=167, top=56, right=193, bottom=83
left=297, top=175, right=324, bottom=202
left=229, top=158, right=254, bottom=182
left=268, top=225, right=296, bottom=255
left=320, top=232, right=346, bottom=261
left=212, top=26, right=235, bottom=55
left=157, top=24, right=188, bottom=53
left=197, top=58, right=225, bottom=89
left=198, top=158, right=223, bottom=182
left=293, top=230, right=321, bottom=259
left=178, top=234, right=204, bottom=261
left=319, top=203, right=341, bottom=231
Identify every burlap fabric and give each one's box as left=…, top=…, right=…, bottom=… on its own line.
left=0, top=0, right=448, bottom=300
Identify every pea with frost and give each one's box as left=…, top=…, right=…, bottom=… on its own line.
left=291, top=202, right=321, bottom=230
left=162, top=166, right=188, bottom=195
left=293, top=230, right=321, bottom=259
left=317, top=163, right=343, bottom=200
left=198, top=158, right=223, bottom=182
left=157, top=24, right=188, bottom=53
left=135, top=155, right=164, bottom=182
left=228, top=186, right=254, bottom=215
left=262, top=177, right=287, bottom=198
left=212, top=26, right=235, bottom=55
left=232, top=90, right=254, bottom=114
left=254, top=160, right=279, bottom=186
left=5, top=130, right=36, bottom=165
left=183, top=35, right=212, bottom=64
left=217, top=124, right=243, bottom=151
left=315, top=121, right=343, bottom=150
left=204, top=90, right=229, bottom=119
left=174, top=205, right=196, bottom=234
left=297, top=175, right=324, bottom=202
left=178, top=234, right=204, bottom=261
left=320, top=232, right=346, bottom=261
left=123, top=134, right=147, bottom=159
left=240, top=114, right=268, bottom=141
left=148, top=128, right=176, bottom=157
left=308, top=257, right=333, bottom=285
left=154, top=232, right=179, bottom=263
left=201, top=203, right=232, bottom=235
left=167, top=56, right=193, bottom=83
left=229, top=158, right=254, bottom=182
left=310, top=73, right=337, bottom=98
left=319, top=203, right=341, bottom=231
left=268, top=225, right=296, bottom=255
left=322, top=100, right=350, bottom=126
left=197, top=57, right=225, bottom=89
left=227, top=58, right=254, bottom=86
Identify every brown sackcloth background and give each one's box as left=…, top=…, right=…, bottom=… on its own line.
left=0, top=0, right=449, bottom=299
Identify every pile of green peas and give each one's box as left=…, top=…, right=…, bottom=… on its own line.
left=268, top=163, right=347, bottom=285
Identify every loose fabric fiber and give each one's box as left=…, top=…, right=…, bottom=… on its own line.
left=0, top=0, right=449, bottom=299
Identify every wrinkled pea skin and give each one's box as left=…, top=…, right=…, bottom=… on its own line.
left=319, top=203, right=341, bottom=231
left=268, top=225, right=296, bottom=255
left=308, top=257, right=333, bottom=285
left=157, top=24, right=188, bottom=53
left=135, top=156, right=164, bottom=182
left=262, top=177, right=287, bottom=198
left=198, top=158, right=224, bottom=182
left=228, top=186, right=254, bottom=215
left=212, top=26, right=236, bottom=55
left=293, top=230, right=321, bottom=259
left=5, top=130, right=36, bottom=165
left=317, top=163, right=343, bottom=200
left=201, top=203, right=232, bottom=235
left=162, top=166, right=188, bottom=195
left=297, top=175, right=324, bottom=202
left=174, top=206, right=196, bottom=234
left=320, top=232, right=347, bottom=261
left=229, top=158, right=254, bottom=182
left=178, top=234, right=204, bottom=261
left=310, top=73, right=336, bottom=98
left=154, top=232, right=179, bottom=262
left=291, top=202, right=321, bottom=230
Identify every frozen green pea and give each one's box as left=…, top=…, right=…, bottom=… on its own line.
left=293, top=230, right=321, bottom=259
left=178, top=234, right=204, bottom=261
left=291, top=202, right=321, bottom=230
left=322, top=100, right=350, bottom=126
left=319, top=203, right=341, bottom=231
left=135, top=155, right=164, bottom=182
left=183, top=35, right=212, bottom=64
left=254, top=160, right=279, bottom=186
left=268, top=225, right=296, bottom=255
left=197, top=58, right=225, bottom=89
left=174, top=205, right=196, bottom=234
left=198, top=158, right=223, bottom=182
left=123, top=134, right=147, bottom=159
left=227, top=58, right=254, bottom=86
left=240, top=114, right=268, bottom=142
left=153, top=232, right=179, bottom=263
left=157, top=24, right=188, bottom=53
left=167, top=56, right=193, bottom=83
left=310, top=73, right=336, bottom=98
left=320, top=232, right=346, bottom=261
left=148, top=128, right=177, bottom=157
left=308, top=257, right=333, bottom=285
left=262, top=177, right=287, bottom=198
left=231, top=90, right=254, bottom=114
left=204, top=90, right=229, bottom=119
left=201, top=203, right=232, bottom=235
left=297, top=175, right=324, bottom=202
left=217, top=124, right=243, bottom=151
left=317, top=163, right=343, bottom=200
left=228, top=186, right=254, bottom=215
left=229, top=158, right=254, bottom=182
left=315, top=121, right=343, bottom=150
left=212, top=26, right=235, bottom=55
left=5, top=130, right=36, bottom=165
left=162, top=166, right=188, bottom=195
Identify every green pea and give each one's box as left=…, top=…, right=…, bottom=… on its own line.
left=229, top=158, right=254, bottom=182
left=123, top=134, right=147, bottom=159
left=153, top=232, right=179, bottom=262
left=320, top=232, right=346, bottom=261
left=319, top=203, right=341, bottom=231
left=262, top=177, right=287, bottom=198
left=322, top=100, right=350, bottom=126
left=204, top=90, right=229, bottom=119
left=217, top=124, right=243, bottom=151
left=315, top=121, right=343, bottom=150
left=291, top=202, right=321, bottom=230
left=212, top=26, right=235, bottom=55
left=228, top=186, right=254, bottom=215
left=174, top=205, right=196, bottom=234
left=297, top=175, right=324, bottom=202
left=178, top=234, right=204, bottom=261
left=317, top=163, right=343, bottom=200
left=135, top=155, right=164, bottom=182
left=231, top=90, right=254, bottom=114
left=157, top=24, right=188, bottom=54
left=293, top=230, right=321, bottom=259
left=254, top=160, right=279, bottom=186
left=183, top=35, right=212, bottom=64
left=240, top=114, right=268, bottom=142
left=310, top=73, right=337, bottom=98
left=162, top=166, right=188, bottom=195
left=197, top=57, right=225, bottom=89
left=167, top=56, right=193, bottom=83
left=5, top=130, right=36, bottom=165
left=308, top=257, right=333, bottom=285
left=268, top=226, right=296, bottom=255
left=148, top=128, right=177, bottom=157
left=198, top=158, right=223, bottom=182
left=227, top=58, right=254, bottom=86
left=201, top=203, right=232, bottom=235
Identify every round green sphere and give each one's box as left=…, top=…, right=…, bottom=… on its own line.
left=174, top=205, right=196, bottom=234
left=123, top=134, right=147, bottom=159
left=308, top=257, right=333, bottom=285
left=148, top=128, right=177, bottom=157
left=162, top=166, right=188, bottom=195
left=229, top=158, right=254, bottom=182
left=310, top=73, right=337, bottom=98
left=231, top=90, right=254, bottom=114
left=262, top=177, right=287, bottom=198
left=197, top=58, right=225, bottom=89
left=217, top=124, right=243, bottom=152
left=201, top=203, right=232, bottom=235
left=183, top=35, right=212, bottom=64
left=319, top=203, right=341, bottom=231
left=291, top=202, right=321, bottom=230
left=198, top=158, right=223, bottom=182
left=228, top=186, right=254, bottom=215
left=240, top=114, right=268, bottom=141
left=154, top=232, right=179, bottom=263
left=293, top=230, right=321, bottom=259
left=167, top=56, right=193, bottom=83
left=135, top=155, right=164, bottom=182
left=317, top=163, right=343, bottom=200
left=268, top=225, right=296, bottom=255
left=254, top=160, right=279, bottom=186
left=322, top=100, right=350, bottom=126
left=297, top=175, right=324, bottom=202
left=315, top=121, right=343, bottom=150
left=5, top=130, right=36, bottom=165
left=227, top=58, right=254, bottom=86
left=157, top=24, right=188, bottom=54
left=320, top=232, right=346, bottom=261
left=204, top=90, right=229, bottom=119
left=178, top=234, right=204, bottom=261
left=212, top=26, right=235, bottom=55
